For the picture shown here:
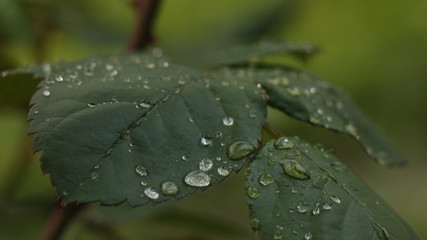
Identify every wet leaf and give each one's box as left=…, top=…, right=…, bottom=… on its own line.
left=210, top=67, right=405, bottom=166
left=245, top=138, right=420, bottom=240
left=18, top=52, right=266, bottom=206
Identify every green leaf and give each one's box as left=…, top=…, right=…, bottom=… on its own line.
left=194, top=40, right=318, bottom=68
left=245, top=138, right=420, bottom=240
left=25, top=53, right=266, bottom=206
left=212, top=67, right=404, bottom=166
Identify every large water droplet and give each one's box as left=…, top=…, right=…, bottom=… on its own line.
left=184, top=170, right=211, bottom=187
left=199, top=158, right=213, bottom=172
left=280, top=159, right=310, bottom=180
left=330, top=195, right=341, bottom=204
left=227, top=141, right=256, bottom=160
left=259, top=173, right=274, bottom=186
left=217, top=166, right=231, bottom=176
left=135, top=165, right=148, bottom=177
left=304, top=232, right=313, bottom=240
left=222, top=116, right=234, bottom=126
left=144, top=187, right=159, bottom=199
left=200, top=134, right=212, bottom=146
left=160, top=182, right=179, bottom=196
left=274, top=137, right=294, bottom=149
left=247, top=186, right=260, bottom=199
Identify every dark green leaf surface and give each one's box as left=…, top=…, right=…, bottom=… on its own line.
left=211, top=67, right=405, bottom=166
left=25, top=53, right=266, bottom=206
left=245, top=138, right=420, bottom=240
left=194, top=40, right=318, bottom=68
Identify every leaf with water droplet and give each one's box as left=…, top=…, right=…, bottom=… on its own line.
left=217, top=67, right=405, bottom=166
left=25, top=52, right=266, bottom=206
left=245, top=138, right=420, bottom=240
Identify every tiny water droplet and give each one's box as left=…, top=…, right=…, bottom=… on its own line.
left=184, top=170, right=211, bottom=187
left=250, top=218, right=259, bottom=230
left=161, top=181, right=179, bottom=196
left=345, top=123, right=358, bottom=137
left=216, top=131, right=223, bottom=138
left=199, top=158, right=213, bottom=172
left=135, top=165, right=148, bottom=177
left=247, top=186, right=260, bottom=199
left=91, top=172, right=98, bottom=180
left=273, top=230, right=283, bottom=239
left=55, top=76, right=64, bottom=82
left=181, top=155, right=189, bottom=161
left=312, top=207, right=320, bottom=215
left=200, top=134, right=212, bottom=146
left=222, top=116, right=234, bottom=126
left=249, top=109, right=257, bottom=118
left=330, top=195, right=341, bottom=204
left=88, top=102, right=96, bottom=108
left=227, top=141, right=255, bottom=160
left=280, top=159, right=310, bottom=180
left=258, top=173, right=274, bottom=186
left=144, top=187, right=159, bottom=199
left=145, top=63, right=156, bottom=69
left=274, top=137, right=294, bottom=149
left=140, top=180, right=147, bottom=186
left=43, top=89, right=51, bottom=96
left=217, top=166, right=231, bottom=176
left=297, top=202, right=310, bottom=213
left=216, top=156, right=222, bottom=161
left=304, top=232, right=312, bottom=240
left=139, top=100, right=151, bottom=108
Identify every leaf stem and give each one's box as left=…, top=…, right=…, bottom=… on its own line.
left=38, top=204, right=84, bottom=240
left=263, top=122, right=283, bottom=139
left=127, top=0, right=162, bottom=52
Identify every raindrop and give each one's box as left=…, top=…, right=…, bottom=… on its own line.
left=249, top=109, right=257, bottom=118
left=144, top=187, right=159, bottom=199
left=280, top=159, right=310, bottom=180
left=312, top=207, right=320, bottom=215
left=304, top=232, right=313, bottom=240
left=91, top=172, right=98, bottom=180
left=309, top=87, right=317, bottom=94
left=160, top=182, right=179, bottom=196
left=181, top=155, right=189, bottom=161
left=297, top=202, right=310, bottom=213
left=88, top=102, right=96, bottom=108
left=222, top=116, right=234, bottom=126
left=330, top=195, right=341, bottom=204
left=274, top=137, right=294, bottom=149
left=145, top=63, right=156, bottom=69
left=135, top=165, right=148, bottom=177
left=227, top=141, right=256, bottom=160
left=200, top=134, right=212, bottom=146
left=345, top=123, right=358, bottom=137
left=258, top=173, right=274, bottom=186
left=140, top=181, right=147, bottom=186
left=216, top=131, right=223, bottom=138
left=247, top=186, right=260, bottom=199
left=273, top=230, right=283, bottom=240
left=217, top=167, right=231, bottom=176
left=216, top=156, right=222, bottom=161
left=55, top=76, right=64, bottom=82
left=199, top=158, right=213, bottom=172
left=291, top=186, right=299, bottom=194
left=139, top=100, right=151, bottom=108
left=43, top=89, right=51, bottom=97
left=250, top=218, right=260, bottom=230
left=184, top=170, right=211, bottom=187
left=322, top=201, right=332, bottom=210
left=152, top=48, right=163, bottom=57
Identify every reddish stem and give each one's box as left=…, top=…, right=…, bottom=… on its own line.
left=38, top=204, right=83, bottom=240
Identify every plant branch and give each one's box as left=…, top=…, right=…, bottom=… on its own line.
left=127, top=0, right=162, bottom=52
left=38, top=204, right=85, bottom=240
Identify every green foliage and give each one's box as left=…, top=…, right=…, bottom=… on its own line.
left=245, top=138, right=420, bottom=240
left=0, top=38, right=419, bottom=239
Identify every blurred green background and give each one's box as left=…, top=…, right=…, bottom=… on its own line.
left=0, top=0, right=426, bottom=239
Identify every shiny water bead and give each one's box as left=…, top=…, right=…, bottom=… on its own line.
left=280, top=159, right=310, bottom=180
left=250, top=217, right=260, bottom=230
left=184, top=170, right=211, bottom=187
left=247, top=186, right=260, bottom=199
left=330, top=195, right=341, bottom=204
left=274, top=137, right=294, bottom=149
left=144, top=187, right=159, bottom=199
left=222, top=116, right=234, bottom=126
left=227, top=141, right=256, bottom=160
left=135, top=165, right=148, bottom=177
left=217, top=167, right=231, bottom=176
left=304, top=232, right=313, bottom=240
left=160, top=181, right=179, bottom=196
left=258, top=173, right=274, bottom=186
left=199, top=158, right=213, bottom=172
left=200, top=134, right=212, bottom=146
left=43, top=89, right=51, bottom=96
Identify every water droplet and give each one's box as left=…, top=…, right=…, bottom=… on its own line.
left=135, top=165, right=148, bottom=177
left=152, top=48, right=163, bottom=57
left=280, top=159, right=310, bottom=180
left=184, top=170, right=211, bottom=187
left=145, top=63, right=155, bottom=69
left=227, top=141, right=256, bottom=160
left=140, top=180, right=147, bottom=186
left=249, top=109, right=257, bottom=118
left=322, top=201, right=332, bottom=210
left=274, top=137, right=294, bottom=149
left=216, top=156, right=222, bottom=161
left=88, top=102, right=96, bottom=108
left=181, top=155, right=189, bottom=162
left=247, top=186, right=260, bottom=199
left=217, top=166, right=231, bottom=176
left=222, top=116, right=234, bottom=126
left=345, top=123, right=358, bottom=137
left=309, top=87, right=317, bottom=94
left=55, top=76, right=64, bottom=82
left=199, top=158, right=213, bottom=172
left=160, top=182, right=179, bottom=196
left=330, top=195, right=341, bottom=204
left=43, top=89, right=51, bottom=96
left=312, top=207, right=320, bottom=215
left=297, top=202, right=310, bottom=213
left=291, top=186, right=299, bottom=194
left=91, top=172, right=98, bottom=180
left=216, top=131, right=223, bottom=138
left=250, top=217, right=259, bottom=230
left=139, top=100, right=151, bottom=108
left=267, top=159, right=276, bottom=166
left=304, top=232, right=313, bottom=240
left=287, top=87, right=301, bottom=96
left=273, top=230, right=283, bottom=239
left=200, top=135, right=212, bottom=146
left=258, top=173, right=274, bottom=186
left=144, top=187, right=159, bottom=199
